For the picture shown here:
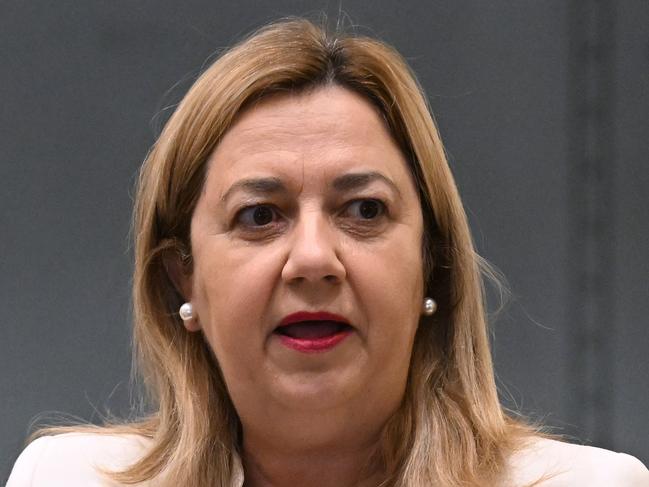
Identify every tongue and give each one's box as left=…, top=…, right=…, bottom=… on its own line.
left=277, top=321, right=344, bottom=339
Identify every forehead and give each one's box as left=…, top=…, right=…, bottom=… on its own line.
left=205, top=85, right=413, bottom=189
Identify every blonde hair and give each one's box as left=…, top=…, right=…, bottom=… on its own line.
left=36, top=17, right=536, bottom=486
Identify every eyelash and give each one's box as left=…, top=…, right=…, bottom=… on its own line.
left=233, top=198, right=389, bottom=234
left=342, top=199, right=387, bottom=221
left=235, top=204, right=283, bottom=229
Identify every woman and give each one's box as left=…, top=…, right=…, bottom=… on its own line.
left=7, top=18, right=648, bottom=487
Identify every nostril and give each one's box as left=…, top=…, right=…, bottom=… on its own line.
left=280, top=252, right=346, bottom=283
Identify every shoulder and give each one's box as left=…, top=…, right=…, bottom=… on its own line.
left=508, top=437, right=649, bottom=486
left=6, top=432, right=151, bottom=487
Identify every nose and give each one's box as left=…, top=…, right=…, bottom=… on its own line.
left=281, top=210, right=346, bottom=285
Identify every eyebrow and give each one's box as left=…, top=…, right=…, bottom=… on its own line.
left=221, top=177, right=286, bottom=204
left=332, top=171, right=401, bottom=199
left=221, top=171, right=401, bottom=203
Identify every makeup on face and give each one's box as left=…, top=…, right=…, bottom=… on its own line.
left=187, top=87, right=424, bottom=431
left=274, top=311, right=354, bottom=353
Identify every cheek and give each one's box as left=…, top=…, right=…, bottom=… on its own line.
left=191, top=240, right=285, bottom=358
left=347, top=229, right=424, bottom=349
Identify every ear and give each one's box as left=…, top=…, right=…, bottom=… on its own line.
left=163, top=250, right=201, bottom=332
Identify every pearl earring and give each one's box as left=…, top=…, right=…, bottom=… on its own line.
left=422, top=297, right=437, bottom=316
left=179, top=302, right=194, bottom=321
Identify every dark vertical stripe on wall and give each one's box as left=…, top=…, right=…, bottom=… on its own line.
left=567, top=0, right=617, bottom=447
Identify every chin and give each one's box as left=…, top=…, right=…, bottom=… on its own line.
left=271, top=368, right=364, bottom=411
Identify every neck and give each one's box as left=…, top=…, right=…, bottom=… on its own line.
left=241, top=432, right=386, bottom=487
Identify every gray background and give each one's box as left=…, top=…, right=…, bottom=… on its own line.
left=2, top=1, right=647, bottom=481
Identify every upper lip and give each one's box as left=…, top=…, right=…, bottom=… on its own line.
left=277, top=311, right=351, bottom=328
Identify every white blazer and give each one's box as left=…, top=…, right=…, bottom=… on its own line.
left=5, top=432, right=649, bottom=486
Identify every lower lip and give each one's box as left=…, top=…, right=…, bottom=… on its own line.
left=277, top=329, right=352, bottom=353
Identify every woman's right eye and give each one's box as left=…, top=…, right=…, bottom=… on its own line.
left=235, top=204, right=279, bottom=228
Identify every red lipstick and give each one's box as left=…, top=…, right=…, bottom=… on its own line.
left=275, top=311, right=352, bottom=353
left=279, top=311, right=349, bottom=327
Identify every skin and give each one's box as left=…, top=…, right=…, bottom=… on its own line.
left=177, top=86, right=425, bottom=486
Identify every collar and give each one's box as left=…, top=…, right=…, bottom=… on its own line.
left=231, top=452, right=245, bottom=487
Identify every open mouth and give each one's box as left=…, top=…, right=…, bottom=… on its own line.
left=274, top=314, right=354, bottom=353
left=274, top=320, right=353, bottom=339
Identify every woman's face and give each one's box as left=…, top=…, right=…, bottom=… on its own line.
left=184, top=86, right=425, bottom=442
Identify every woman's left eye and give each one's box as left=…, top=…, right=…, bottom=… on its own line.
left=344, top=199, right=386, bottom=220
